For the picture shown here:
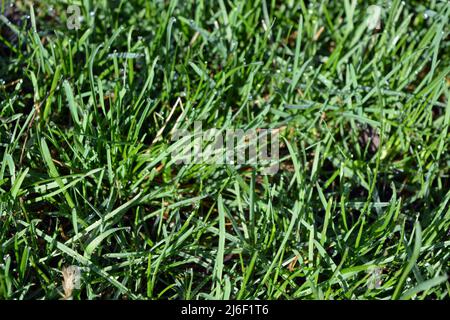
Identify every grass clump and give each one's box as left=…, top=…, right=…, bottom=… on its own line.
left=0, top=0, right=449, bottom=299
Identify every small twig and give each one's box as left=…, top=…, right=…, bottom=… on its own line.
left=150, top=97, right=182, bottom=146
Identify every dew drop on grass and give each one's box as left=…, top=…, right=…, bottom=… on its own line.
left=424, top=10, right=437, bottom=19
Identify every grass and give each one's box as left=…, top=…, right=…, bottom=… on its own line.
left=0, top=0, right=449, bottom=300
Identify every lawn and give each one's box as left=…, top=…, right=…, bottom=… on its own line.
left=0, top=0, right=449, bottom=300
